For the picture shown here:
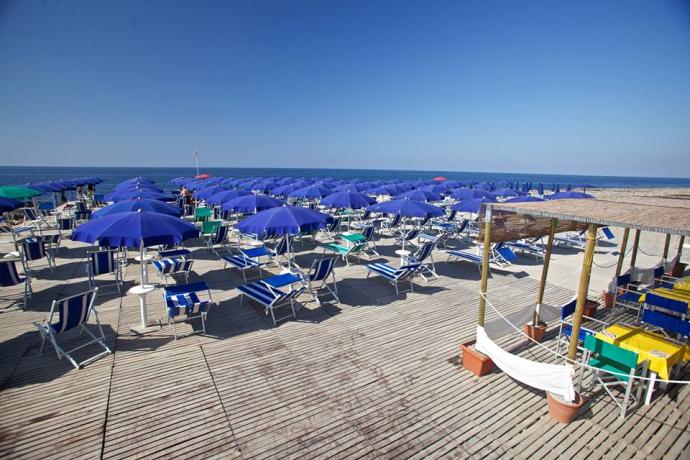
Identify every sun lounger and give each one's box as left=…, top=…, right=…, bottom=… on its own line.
left=364, top=263, right=421, bottom=295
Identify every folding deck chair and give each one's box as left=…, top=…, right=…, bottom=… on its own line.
left=403, top=241, right=439, bottom=281
left=304, top=257, right=339, bottom=304
left=490, top=242, right=518, bottom=267
left=86, top=249, right=123, bottom=293
left=364, top=263, right=422, bottom=295
left=556, top=297, right=608, bottom=356
left=221, top=251, right=264, bottom=282
left=32, top=288, right=112, bottom=369
left=152, top=257, right=195, bottom=285
left=446, top=249, right=483, bottom=273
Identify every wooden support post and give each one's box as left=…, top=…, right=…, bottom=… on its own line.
left=534, top=219, right=556, bottom=325
left=567, top=224, right=597, bottom=361
left=477, top=206, right=492, bottom=327
left=615, top=228, right=630, bottom=277
left=629, top=229, right=641, bottom=268
left=662, top=234, right=671, bottom=260
left=678, top=236, right=685, bottom=259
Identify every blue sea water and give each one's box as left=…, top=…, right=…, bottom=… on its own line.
left=1, top=165, right=689, bottom=194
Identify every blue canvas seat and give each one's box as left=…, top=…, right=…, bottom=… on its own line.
left=556, top=297, right=608, bottom=356
left=152, top=257, right=194, bottom=285
left=403, top=241, right=438, bottom=281
left=32, top=288, right=112, bottom=369
left=364, top=262, right=421, bottom=295
left=395, top=228, right=420, bottom=247
left=0, top=258, right=32, bottom=310
left=163, top=281, right=213, bottom=339
left=490, top=242, right=518, bottom=266
left=20, top=238, right=54, bottom=271
left=237, top=280, right=305, bottom=325
left=304, top=257, right=339, bottom=304
left=205, top=224, right=230, bottom=253
left=505, top=240, right=545, bottom=261
left=86, top=249, right=122, bottom=293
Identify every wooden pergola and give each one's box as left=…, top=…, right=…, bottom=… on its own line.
left=475, top=198, right=690, bottom=360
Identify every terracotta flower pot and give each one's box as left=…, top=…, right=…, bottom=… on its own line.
left=583, top=299, right=599, bottom=318
left=460, top=340, right=494, bottom=377
left=602, top=291, right=614, bottom=309
left=524, top=322, right=547, bottom=342
left=672, top=262, right=687, bottom=278
left=546, top=391, right=585, bottom=423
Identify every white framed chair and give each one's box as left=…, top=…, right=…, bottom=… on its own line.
left=0, top=258, right=32, bottom=310
left=86, top=249, right=123, bottom=293
left=32, top=288, right=112, bottom=369
left=163, top=281, right=213, bottom=339
left=304, top=257, right=339, bottom=304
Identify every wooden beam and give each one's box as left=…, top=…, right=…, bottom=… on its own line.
left=629, top=229, right=641, bottom=268
left=663, top=234, right=671, bottom=260
left=615, top=228, right=630, bottom=277
left=678, top=236, right=686, bottom=259
left=567, top=224, right=597, bottom=361
left=534, top=219, right=556, bottom=325
left=477, top=206, right=493, bottom=327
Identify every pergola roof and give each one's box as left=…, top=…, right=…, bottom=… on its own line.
left=489, top=199, right=690, bottom=237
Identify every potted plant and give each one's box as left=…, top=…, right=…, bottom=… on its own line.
left=546, top=391, right=585, bottom=423
left=460, top=340, right=494, bottom=376
left=524, top=321, right=547, bottom=342
left=672, top=262, right=687, bottom=278
left=602, top=290, right=614, bottom=309
left=583, top=299, right=599, bottom=317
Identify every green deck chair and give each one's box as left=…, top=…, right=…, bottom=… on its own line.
left=321, top=241, right=367, bottom=266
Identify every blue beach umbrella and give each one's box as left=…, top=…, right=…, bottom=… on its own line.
left=207, top=189, right=252, bottom=206
left=321, top=191, right=375, bottom=210
left=367, top=199, right=444, bottom=219
left=450, top=188, right=494, bottom=200
left=221, top=195, right=283, bottom=213
left=492, top=188, right=525, bottom=198
left=195, top=185, right=230, bottom=201
left=91, top=199, right=182, bottom=219
left=0, top=197, right=22, bottom=212
left=545, top=191, right=594, bottom=200
left=289, top=185, right=333, bottom=200
left=451, top=197, right=498, bottom=213
left=504, top=196, right=545, bottom=203
left=105, top=190, right=175, bottom=202
left=237, top=206, right=333, bottom=238
left=271, top=184, right=299, bottom=197
left=396, top=189, right=442, bottom=202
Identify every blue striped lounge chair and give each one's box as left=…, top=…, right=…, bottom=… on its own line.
left=364, top=263, right=422, bottom=295
left=221, top=252, right=264, bottom=282
left=0, top=258, right=32, bottom=310
left=32, top=288, right=112, bottom=369
left=381, top=213, right=402, bottom=235
left=403, top=241, right=438, bottom=281
left=86, top=249, right=122, bottom=293
left=446, top=249, right=483, bottom=272
left=158, top=247, right=192, bottom=259
left=41, top=233, right=62, bottom=266
left=556, top=297, right=608, bottom=356
left=152, top=257, right=194, bottom=285
left=505, top=240, right=544, bottom=261
left=490, top=242, right=518, bottom=267
left=305, top=257, right=339, bottom=304
left=395, top=228, right=420, bottom=248
left=361, top=225, right=379, bottom=256
left=554, top=230, right=586, bottom=250
left=163, top=281, right=213, bottom=339
left=237, top=281, right=305, bottom=325
left=57, top=217, right=76, bottom=235
left=320, top=217, right=342, bottom=239
left=23, top=207, right=52, bottom=230
left=600, top=227, right=615, bottom=240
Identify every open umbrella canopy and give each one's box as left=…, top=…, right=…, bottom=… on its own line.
left=504, top=196, right=545, bottom=203
left=368, top=199, right=444, bottom=218
left=450, top=188, right=494, bottom=200
left=72, top=211, right=198, bottom=249
left=451, top=197, right=498, bottom=213
left=237, top=206, right=332, bottom=237
left=0, top=197, right=22, bottom=212
left=112, top=183, right=163, bottom=193
left=289, top=185, right=333, bottom=200
left=195, top=185, right=231, bottom=200
left=492, top=188, right=526, bottom=198
left=221, top=195, right=283, bottom=213
left=320, top=191, right=375, bottom=209
left=0, top=186, right=41, bottom=200
left=271, top=184, right=299, bottom=196
left=396, top=189, right=442, bottom=202
left=91, top=199, right=181, bottom=219
left=206, top=189, right=252, bottom=206
left=545, top=191, right=595, bottom=200
left=333, top=183, right=367, bottom=192
left=367, top=184, right=400, bottom=196
left=105, top=190, right=175, bottom=202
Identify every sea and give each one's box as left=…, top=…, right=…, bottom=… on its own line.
left=1, top=166, right=689, bottom=194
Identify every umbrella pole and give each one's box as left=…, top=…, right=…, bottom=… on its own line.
left=615, top=228, right=630, bottom=277
left=477, top=207, right=492, bottom=327
left=629, top=229, right=641, bottom=268
left=662, top=234, right=671, bottom=260
left=534, top=219, right=556, bottom=325
left=567, top=224, right=597, bottom=360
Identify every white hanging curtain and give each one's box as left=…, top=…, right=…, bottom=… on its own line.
left=475, top=326, right=576, bottom=402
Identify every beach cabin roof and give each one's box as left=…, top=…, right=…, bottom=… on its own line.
left=479, top=198, right=690, bottom=242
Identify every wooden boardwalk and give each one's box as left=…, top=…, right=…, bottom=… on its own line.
left=0, top=234, right=688, bottom=459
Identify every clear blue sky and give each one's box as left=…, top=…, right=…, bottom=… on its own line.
left=1, top=0, right=689, bottom=177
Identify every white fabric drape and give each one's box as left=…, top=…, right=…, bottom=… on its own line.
left=475, top=326, right=576, bottom=402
